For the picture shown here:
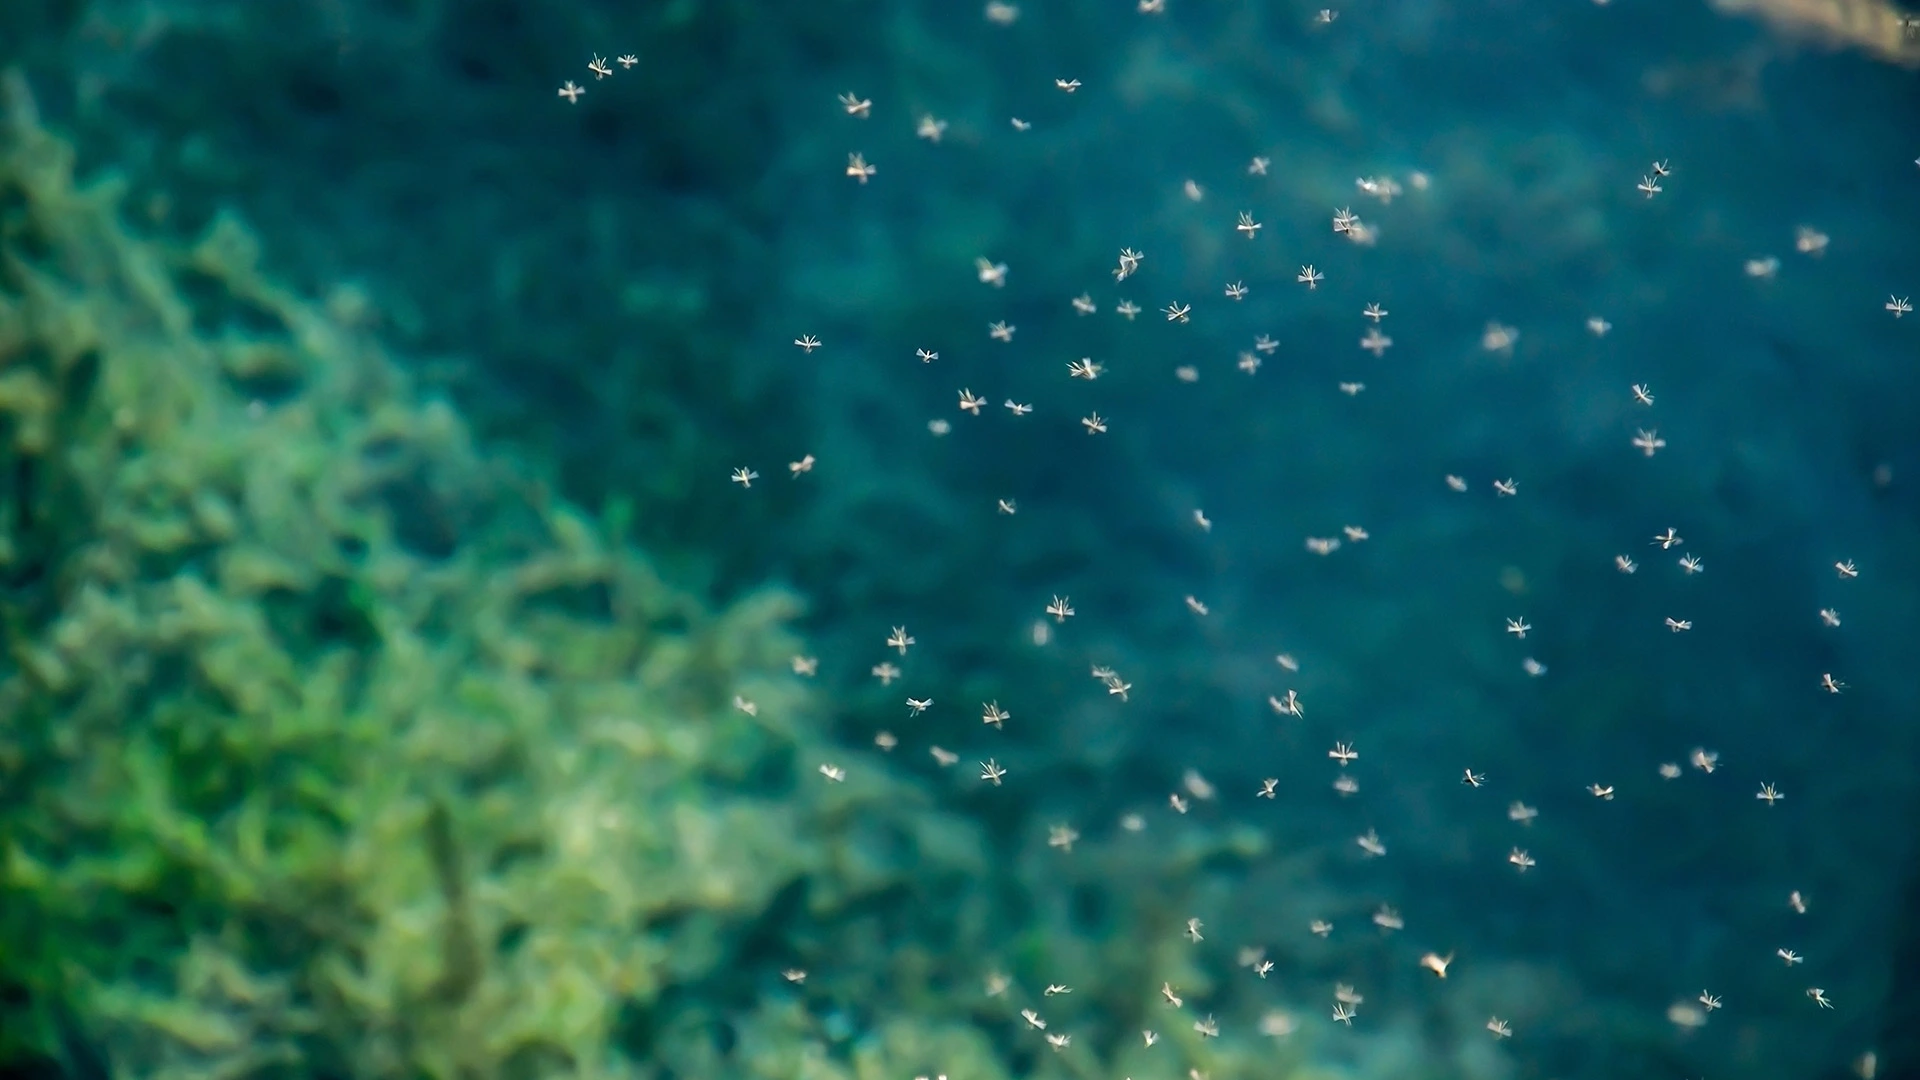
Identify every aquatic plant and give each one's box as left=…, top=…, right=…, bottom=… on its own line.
left=0, top=74, right=1018, bottom=1080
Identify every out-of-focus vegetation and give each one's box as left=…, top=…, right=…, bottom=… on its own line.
left=0, top=73, right=907, bottom=1080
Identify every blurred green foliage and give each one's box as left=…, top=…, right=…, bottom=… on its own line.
left=0, top=70, right=908, bottom=1080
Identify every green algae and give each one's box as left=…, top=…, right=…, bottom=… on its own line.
left=0, top=70, right=989, bottom=1080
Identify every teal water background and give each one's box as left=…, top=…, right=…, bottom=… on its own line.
left=3, top=0, right=1919, bottom=1078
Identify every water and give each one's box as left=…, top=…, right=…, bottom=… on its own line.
left=0, top=1, right=1917, bottom=1079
